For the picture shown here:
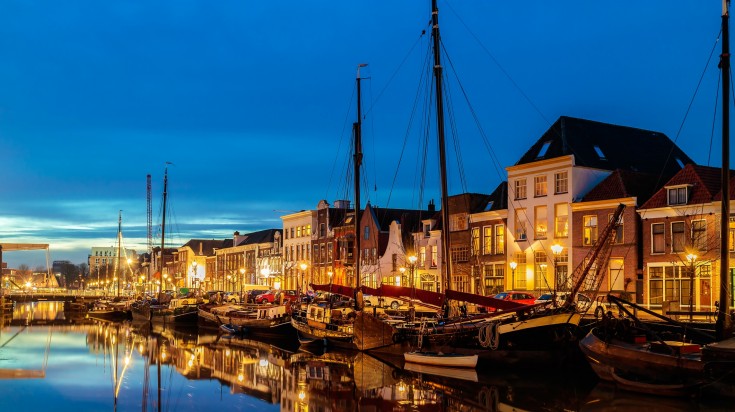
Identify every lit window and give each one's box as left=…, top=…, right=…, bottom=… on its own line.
left=554, top=171, right=568, bottom=194
left=535, top=205, right=547, bottom=239
left=583, top=215, right=598, bottom=246
left=692, top=220, right=707, bottom=251
left=534, top=175, right=547, bottom=197
left=555, top=204, right=569, bottom=238
left=494, top=225, right=505, bottom=255
left=671, top=222, right=685, bottom=252
left=471, top=227, right=480, bottom=256
left=483, top=226, right=493, bottom=255
left=515, top=209, right=527, bottom=240
left=514, top=179, right=527, bottom=200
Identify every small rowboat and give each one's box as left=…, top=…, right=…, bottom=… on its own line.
left=404, top=351, right=478, bottom=368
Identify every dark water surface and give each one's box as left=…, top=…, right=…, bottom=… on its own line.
left=0, top=302, right=731, bottom=411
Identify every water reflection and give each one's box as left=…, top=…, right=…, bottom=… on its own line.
left=2, top=301, right=727, bottom=411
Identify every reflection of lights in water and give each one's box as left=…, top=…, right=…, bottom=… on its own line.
left=238, top=374, right=244, bottom=382
left=259, top=359, right=268, bottom=367
left=225, top=349, right=230, bottom=357
left=139, top=343, right=144, bottom=353
left=125, top=356, right=130, bottom=366
left=188, top=359, right=193, bottom=367
left=398, top=383, right=406, bottom=392
left=298, top=391, right=305, bottom=401
left=160, top=351, right=167, bottom=361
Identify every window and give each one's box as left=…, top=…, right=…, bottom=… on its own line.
left=431, top=247, right=437, bottom=268
left=296, top=226, right=302, bottom=237
left=609, top=258, right=624, bottom=290
left=649, top=267, right=663, bottom=304
left=671, top=222, right=685, bottom=253
left=514, top=179, right=527, bottom=200
left=534, top=251, right=548, bottom=290
left=667, top=187, right=688, bottom=206
left=515, top=209, right=527, bottom=240
left=327, top=243, right=333, bottom=262
left=556, top=249, right=569, bottom=291
left=537, top=141, right=552, bottom=158
left=392, top=253, right=397, bottom=271
left=652, top=223, right=665, bottom=253
left=424, top=223, right=431, bottom=237
left=494, top=224, right=505, bottom=255
left=730, top=217, right=735, bottom=252
left=535, top=205, right=547, bottom=239
left=692, top=220, right=707, bottom=251
left=583, top=215, right=598, bottom=246
left=363, top=226, right=370, bottom=240
left=319, top=224, right=325, bottom=237
left=419, top=246, right=426, bottom=267
left=608, top=213, right=623, bottom=244
left=483, top=264, right=505, bottom=295
left=534, top=175, right=547, bottom=197
left=554, top=171, right=568, bottom=194
left=483, top=226, right=493, bottom=255
left=555, top=204, right=568, bottom=238
left=471, top=227, right=480, bottom=255
left=450, top=213, right=468, bottom=231
left=451, top=246, right=470, bottom=263
left=593, top=145, right=606, bottom=160
left=513, top=252, right=527, bottom=290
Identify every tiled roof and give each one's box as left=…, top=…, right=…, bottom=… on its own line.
left=235, top=228, right=280, bottom=246
left=582, top=169, right=659, bottom=204
left=486, top=181, right=508, bottom=211
left=182, top=239, right=230, bottom=256
left=516, top=116, right=693, bottom=180
left=640, top=164, right=735, bottom=209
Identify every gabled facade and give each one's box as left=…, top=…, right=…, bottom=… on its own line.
left=311, top=200, right=350, bottom=288
left=638, top=164, right=735, bottom=310
left=507, top=116, right=691, bottom=295
left=213, top=229, right=281, bottom=292
left=282, top=209, right=315, bottom=290
left=571, top=169, right=658, bottom=301
left=358, top=203, right=429, bottom=288
left=174, top=239, right=229, bottom=291
left=469, top=182, right=508, bottom=295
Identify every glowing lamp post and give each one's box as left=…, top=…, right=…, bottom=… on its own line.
left=509, top=261, right=517, bottom=290
left=686, top=253, right=697, bottom=321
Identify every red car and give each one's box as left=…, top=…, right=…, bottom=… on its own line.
left=255, top=289, right=299, bottom=304
left=493, top=291, right=537, bottom=305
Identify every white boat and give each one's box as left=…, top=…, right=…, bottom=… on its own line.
left=404, top=351, right=478, bottom=368
left=403, top=361, right=478, bottom=382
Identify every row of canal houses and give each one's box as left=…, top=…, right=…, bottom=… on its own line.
left=164, top=116, right=735, bottom=312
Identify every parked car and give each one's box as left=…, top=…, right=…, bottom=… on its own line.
left=245, top=289, right=269, bottom=303
left=494, top=291, right=537, bottom=306
left=255, top=289, right=299, bottom=304
left=224, top=292, right=243, bottom=304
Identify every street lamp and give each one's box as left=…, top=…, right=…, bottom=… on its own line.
left=686, top=253, right=697, bottom=321
left=509, top=261, right=517, bottom=290
left=407, top=255, right=417, bottom=319
left=239, top=267, right=245, bottom=297
left=299, top=262, right=308, bottom=295
left=551, top=244, right=563, bottom=304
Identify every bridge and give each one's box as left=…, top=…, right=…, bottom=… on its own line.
left=2, top=289, right=118, bottom=304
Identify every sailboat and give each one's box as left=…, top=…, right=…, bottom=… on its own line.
left=131, top=165, right=200, bottom=326
left=352, top=0, right=615, bottom=364
left=88, top=211, right=134, bottom=322
left=578, top=1, right=735, bottom=397
left=290, top=64, right=368, bottom=348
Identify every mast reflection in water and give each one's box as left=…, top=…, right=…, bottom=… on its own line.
left=3, top=301, right=731, bottom=411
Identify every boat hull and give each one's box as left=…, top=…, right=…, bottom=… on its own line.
left=404, top=351, right=478, bottom=368
left=579, top=328, right=704, bottom=395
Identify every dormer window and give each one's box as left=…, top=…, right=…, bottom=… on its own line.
left=593, top=145, right=606, bottom=160
left=536, top=141, right=552, bottom=158
left=667, top=186, right=689, bottom=206
left=424, top=223, right=431, bottom=237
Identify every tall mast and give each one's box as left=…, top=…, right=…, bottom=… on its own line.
left=117, top=210, right=122, bottom=297
left=432, top=0, right=452, bottom=292
left=159, top=163, right=170, bottom=294
left=354, top=63, right=366, bottom=292
left=717, top=0, right=732, bottom=341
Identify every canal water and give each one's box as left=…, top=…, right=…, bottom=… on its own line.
left=0, top=301, right=730, bottom=411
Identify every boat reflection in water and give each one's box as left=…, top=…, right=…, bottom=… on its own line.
left=7, top=300, right=724, bottom=411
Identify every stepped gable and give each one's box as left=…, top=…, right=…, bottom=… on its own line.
left=641, top=164, right=731, bottom=209
left=516, top=116, right=693, bottom=180
left=582, top=169, right=659, bottom=205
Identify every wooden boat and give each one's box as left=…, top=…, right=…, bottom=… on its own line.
left=290, top=291, right=356, bottom=348
left=131, top=295, right=199, bottom=325
left=87, top=298, right=133, bottom=321
left=579, top=3, right=735, bottom=398
left=198, top=302, right=291, bottom=335
left=404, top=351, right=478, bottom=368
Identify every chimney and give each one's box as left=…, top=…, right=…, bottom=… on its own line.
left=428, top=199, right=436, bottom=213
left=334, top=200, right=351, bottom=209
left=198, top=242, right=203, bottom=255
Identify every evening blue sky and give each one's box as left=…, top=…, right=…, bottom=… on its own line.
left=0, top=1, right=728, bottom=268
